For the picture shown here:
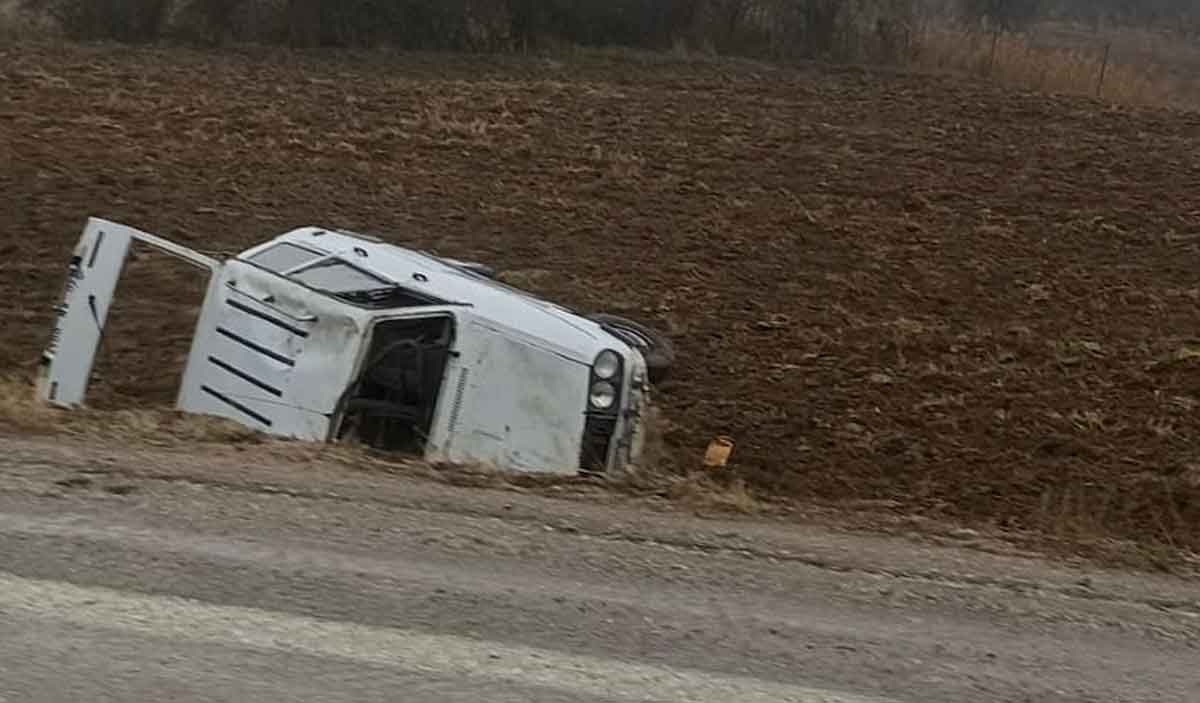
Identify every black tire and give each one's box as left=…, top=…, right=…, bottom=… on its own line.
left=587, top=313, right=675, bottom=385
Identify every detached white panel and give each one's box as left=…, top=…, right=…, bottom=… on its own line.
left=39, top=220, right=133, bottom=407
left=39, top=218, right=221, bottom=408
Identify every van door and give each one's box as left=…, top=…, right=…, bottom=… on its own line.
left=178, top=259, right=370, bottom=440
left=38, top=218, right=222, bottom=407
left=39, top=218, right=371, bottom=442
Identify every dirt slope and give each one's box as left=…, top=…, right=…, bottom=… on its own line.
left=3, top=42, right=1200, bottom=551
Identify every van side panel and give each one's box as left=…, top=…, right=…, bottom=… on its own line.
left=435, top=320, right=588, bottom=474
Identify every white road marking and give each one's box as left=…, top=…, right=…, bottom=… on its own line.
left=0, top=572, right=892, bottom=703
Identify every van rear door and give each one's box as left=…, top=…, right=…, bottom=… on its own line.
left=39, top=218, right=370, bottom=443
left=178, top=259, right=369, bottom=439
left=38, top=218, right=221, bottom=407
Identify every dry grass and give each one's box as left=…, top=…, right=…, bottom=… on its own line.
left=913, top=25, right=1195, bottom=108
left=665, top=474, right=763, bottom=514
left=5, top=379, right=1194, bottom=568
left=1032, top=471, right=1200, bottom=572
left=407, top=99, right=493, bottom=140
left=0, top=375, right=263, bottom=446
left=611, top=403, right=765, bottom=515
left=0, top=374, right=679, bottom=503
left=0, top=375, right=61, bottom=431
left=335, top=392, right=766, bottom=516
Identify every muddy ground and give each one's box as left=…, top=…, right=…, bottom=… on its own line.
left=3, top=42, right=1200, bottom=553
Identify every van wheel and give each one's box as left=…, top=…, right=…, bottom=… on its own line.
left=587, top=313, right=674, bottom=385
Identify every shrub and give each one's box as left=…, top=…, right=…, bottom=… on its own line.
left=18, top=0, right=923, bottom=59
left=21, top=0, right=171, bottom=41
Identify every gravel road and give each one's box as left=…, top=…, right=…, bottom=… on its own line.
left=0, top=436, right=1196, bottom=702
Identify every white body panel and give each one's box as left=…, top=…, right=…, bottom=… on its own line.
left=428, top=318, right=591, bottom=473
left=178, top=261, right=370, bottom=439
left=38, top=219, right=220, bottom=407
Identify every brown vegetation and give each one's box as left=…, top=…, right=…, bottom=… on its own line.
left=8, top=1, right=1200, bottom=108
left=914, top=26, right=1198, bottom=107
left=0, top=376, right=263, bottom=444
left=3, top=42, right=1200, bottom=556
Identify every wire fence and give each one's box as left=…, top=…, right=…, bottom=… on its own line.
left=914, top=23, right=1198, bottom=108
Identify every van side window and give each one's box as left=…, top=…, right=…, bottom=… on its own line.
left=248, top=243, right=323, bottom=273
left=290, top=259, right=390, bottom=293
left=248, top=242, right=445, bottom=308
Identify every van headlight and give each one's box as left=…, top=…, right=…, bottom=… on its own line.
left=580, top=351, right=625, bottom=471
left=593, top=350, right=621, bottom=380
left=589, top=381, right=617, bottom=410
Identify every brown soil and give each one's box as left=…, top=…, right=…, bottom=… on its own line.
left=4, top=42, right=1200, bottom=553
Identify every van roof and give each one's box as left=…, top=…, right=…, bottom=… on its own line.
left=237, top=227, right=633, bottom=366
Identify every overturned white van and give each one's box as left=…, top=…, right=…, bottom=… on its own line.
left=39, top=218, right=674, bottom=475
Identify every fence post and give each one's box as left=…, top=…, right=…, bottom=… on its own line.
left=986, top=28, right=1000, bottom=77
left=1096, top=42, right=1112, bottom=97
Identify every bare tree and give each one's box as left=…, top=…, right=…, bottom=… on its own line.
left=20, top=0, right=172, bottom=41
left=960, top=0, right=1042, bottom=31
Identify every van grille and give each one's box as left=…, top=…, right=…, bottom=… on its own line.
left=579, top=415, right=617, bottom=473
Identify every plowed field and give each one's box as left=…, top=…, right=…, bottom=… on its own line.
left=4, top=42, right=1200, bottom=551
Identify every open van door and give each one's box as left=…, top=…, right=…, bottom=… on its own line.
left=176, top=258, right=371, bottom=439
left=38, top=218, right=222, bottom=408
left=39, top=218, right=374, bottom=442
